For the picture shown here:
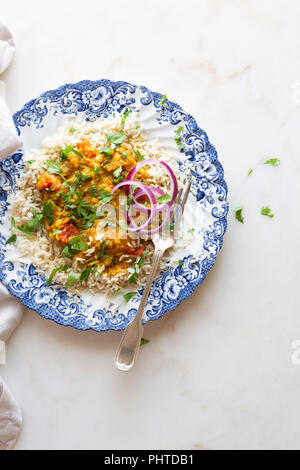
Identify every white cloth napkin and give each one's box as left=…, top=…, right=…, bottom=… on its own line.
left=0, top=287, right=23, bottom=450
left=0, top=22, right=15, bottom=75
left=0, top=21, right=21, bottom=160
left=0, top=20, right=24, bottom=450
left=0, top=96, right=21, bottom=160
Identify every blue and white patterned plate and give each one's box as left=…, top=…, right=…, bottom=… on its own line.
left=0, top=80, right=228, bottom=332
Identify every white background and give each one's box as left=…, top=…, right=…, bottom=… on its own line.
left=1, top=0, right=300, bottom=450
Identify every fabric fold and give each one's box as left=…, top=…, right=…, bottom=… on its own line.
left=0, top=284, right=23, bottom=342
left=0, top=378, right=22, bottom=450
left=0, top=22, right=16, bottom=75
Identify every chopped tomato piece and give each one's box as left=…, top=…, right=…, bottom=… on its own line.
left=57, top=224, right=79, bottom=244
left=124, top=245, right=144, bottom=256
left=77, top=140, right=98, bottom=158
left=36, top=171, right=61, bottom=191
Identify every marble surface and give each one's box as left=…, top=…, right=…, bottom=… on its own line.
left=1, top=0, right=300, bottom=450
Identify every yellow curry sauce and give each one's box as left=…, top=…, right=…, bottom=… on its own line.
left=36, top=137, right=149, bottom=280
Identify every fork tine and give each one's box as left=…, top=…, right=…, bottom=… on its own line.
left=173, top=180, right=192, bottom=234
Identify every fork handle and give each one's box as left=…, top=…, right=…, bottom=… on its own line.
left=114, top=249, right=164, bottom=371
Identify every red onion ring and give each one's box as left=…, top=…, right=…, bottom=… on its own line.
left=127, top=204, right=172, bottom=236
left=111, top=181, right=156, bottom=233
left=126, top=159, right=178, bottom=212
left=130, top=187, right=164, bottom=214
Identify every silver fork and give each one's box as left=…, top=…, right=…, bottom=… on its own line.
left=114, top=180, right=192, bottom=371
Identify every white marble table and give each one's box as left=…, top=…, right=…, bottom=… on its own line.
left=1, top=0, right=300, bottom=450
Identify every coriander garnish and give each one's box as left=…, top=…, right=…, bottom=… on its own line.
left=5, top=234, right=17, bottom=246
left=157, top=193, right=172, bottom=203
left=174, top=126, right=184, bottom=151
left=107, top=132, right=125, bottom=147
left=135, top=150, right=144, bottom=161
left=65, top=272, right=80, bottom=288
left=141, top=338, right=150, bottom=346
left=160, top=94, right=167, bottom=107
left=234, top=206, right=244, bottom=224
left=124, top=291, right=138, bottom=302
left=261, top=206, right=274, bottom=218
left=46, top=265, right=70, bottom=286
left=264, top=158, right=280, bottom=167
left=121, top=109, right=131, bottom=129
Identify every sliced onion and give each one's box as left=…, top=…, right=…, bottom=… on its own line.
left=131, top=187, right=164, bottom=214
left=126, top=159, right=178, bottom=212
left=127, top=204, right=172, bottom=236
left=111, top=180, right=156, bottom=233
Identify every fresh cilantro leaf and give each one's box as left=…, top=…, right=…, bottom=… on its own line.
left=234, top=206, right=244, bottom=224
left=126, top=186, right=136, bottom=211
left=136, top=125, right=141, bottom=129
left=141, top=338, right=150, bottom=346
left=74, top=172, right=91, bottom=183
left=128, top=251, right=149, bottom=284
left=5, top=234, right=17, bottom=246
left=124, top=291, right=138, bottom=302
left=80, top=268, right=92, bottom=283
left=138, top=251, right=149, bottom=268
left=113, top=167, right=124, bottom=183
left=101, top=146, right=113, bottom=157
left=17, top=209, right=44, bottom=234
left=264, top=158, right=280, bottom=167
left=60, top=146, right=83, bottom=162
left=43, top=201, right=54, bottom=223
left=112, top=286, right=122, bottom=296
left=157, top=193, right=172, bottom=203
left=248, top=169, right=253, bottom=176
left=69, top=127, right=77, bottom=134
left=70, top=236, right=88, bottom=252
left=97, top=241, right=107, bottom=259
left=175, top=127, right=184, bottom=151
left=61, top=236, right=88, bottom=258
left=46, top=267, right=62, bottom=286
left=65, top=272, right=80, bottom=288
left=261, top=206, right=274, bottom=218
left=135, top=150, right=144, bottom=161
left=121, top=109, right=131, bottom=129
left=60, top=192, right=71, bottom=204
left=160, top=94, right=167, bottom=107
left=90, top=185, right=99, bottom=197
left=93, top=167, right=101, bottom=174
left=61, top=245, right=71, bottom=258
left=178, top=260, right=183, bottom=269
left=107, top=132, right=125, bottom=147
left=113, top=167, right=123, bottom=179
left=46, top=265, right=70, bottom=286
left=26, top=160, right=35, bottom=164
left=47, top=160, right=62, bottom=175
left=98, top=188, right=113, bottom=205
left=11, top=217, right=16, bottom=230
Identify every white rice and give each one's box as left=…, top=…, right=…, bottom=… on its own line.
left=7, top=114, right=180, bottom=295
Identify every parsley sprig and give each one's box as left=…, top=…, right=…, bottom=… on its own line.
left=175, top=127, right=184, bottom=151
left=61, top=235, right=89, bottom=258
left=128, top=251, right=149, bottom=284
